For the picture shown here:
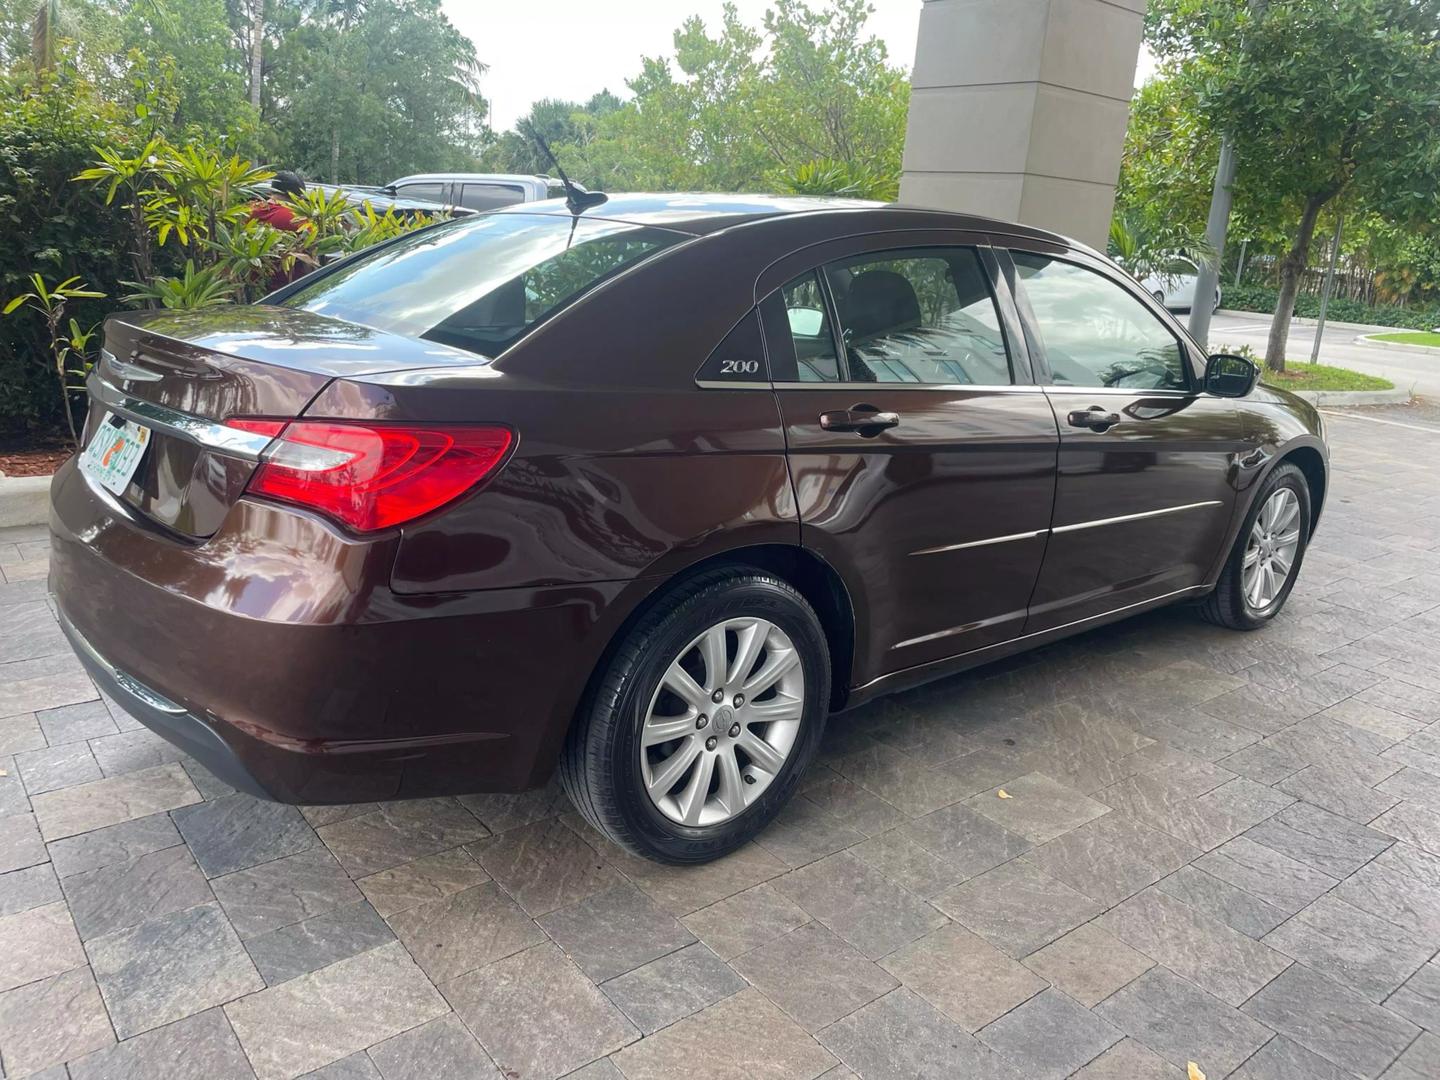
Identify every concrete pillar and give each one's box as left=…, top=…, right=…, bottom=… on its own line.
left=899, top=0, right=1146, bottom=248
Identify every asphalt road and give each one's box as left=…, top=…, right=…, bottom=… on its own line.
left=1205, top=309, right=1440, bottom=399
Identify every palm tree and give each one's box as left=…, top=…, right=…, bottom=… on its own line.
left=30, top=0, right=60, bottom=72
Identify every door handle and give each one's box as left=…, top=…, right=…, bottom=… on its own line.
left=819, top=408, right=900, bottom=435
left=1067, top=406, right=1122, bottom=432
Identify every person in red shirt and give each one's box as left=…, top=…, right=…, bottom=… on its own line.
left=250, top=171, right=308, bottom=290
left=250, top=171, right=306, bottom=231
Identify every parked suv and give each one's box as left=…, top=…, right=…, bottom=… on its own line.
left=385, top=172, right=561, bottom=212
left=50, top=194, right=1327, bottom=863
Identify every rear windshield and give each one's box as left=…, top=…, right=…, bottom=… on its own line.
left=282, top=214, right=684, bottom=357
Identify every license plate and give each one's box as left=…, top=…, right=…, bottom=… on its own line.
left=80, top=413, right=151, bottom=496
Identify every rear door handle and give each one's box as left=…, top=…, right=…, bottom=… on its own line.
left=1067, top=406, right=1122, bottom=432
left=819, top=408, right=900, bottom=435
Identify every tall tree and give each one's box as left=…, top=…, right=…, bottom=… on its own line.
left=483, top=93, right=621, bottom=176
left=576, top=0, right=908, bottom=193
left=1149, top=0, right=1440, bottom=371
left=267, top=0, right=486, bottom=182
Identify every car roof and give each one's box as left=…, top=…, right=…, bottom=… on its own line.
left=486, top=192, right=1078, bottom=247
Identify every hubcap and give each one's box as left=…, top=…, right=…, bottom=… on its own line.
left=640, top=617, right=805, bottom=827
left=1243, top=487, right=1301, bottom=612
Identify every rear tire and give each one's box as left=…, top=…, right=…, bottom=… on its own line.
left=1199, top=462, right=1311, bottom=630
left=560, top=568, right=830, bottom=864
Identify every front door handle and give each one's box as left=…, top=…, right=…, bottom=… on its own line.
left=819, top=407, right=900, bottom=435
left=1067, top=406, right=1122, bottom=432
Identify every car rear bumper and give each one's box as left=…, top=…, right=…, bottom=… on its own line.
left=49, top=460, right=632, bottom=804
left=59, top=610, right=274, bottom=799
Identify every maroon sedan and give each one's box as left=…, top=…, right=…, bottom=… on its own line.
left=50, top=195, right=1327, bottom=863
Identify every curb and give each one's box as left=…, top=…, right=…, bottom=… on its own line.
left=1356, top=334, right=1440, bottom=357
left=0, top=475, right=51, bottom=529
left=1282, top=387, right=1413, bottom=406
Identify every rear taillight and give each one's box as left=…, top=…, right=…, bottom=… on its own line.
left=225, top=419, right=513, bottom=532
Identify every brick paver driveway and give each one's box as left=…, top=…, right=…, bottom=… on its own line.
left=2, top=407, right=1440, bottom=1080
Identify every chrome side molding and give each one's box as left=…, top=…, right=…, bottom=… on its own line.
left=1050, top=500, right=1223, bottom=534
left=910, top=501, right=1222, bottom=557
left=911, top=530, right=1047, bottom=556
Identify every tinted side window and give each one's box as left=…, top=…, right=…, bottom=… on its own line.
left=459, top=184, right=527, bottom=211
left=781, top=272, right=841, bottom=382
left=397, top=182, right=444, bottom=203
left=1012, top=253, right=1188, bottom=390
left=824, top=248, right=1011, bottom=385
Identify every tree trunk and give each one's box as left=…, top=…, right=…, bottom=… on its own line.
left=330, top=127, right=340, bottom=183
left=248, top=4, right=264, bottom=112
left=1265, top=191, right=1331, bottom=373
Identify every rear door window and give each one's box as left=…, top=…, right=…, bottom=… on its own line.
left=823, top=248, right=1012, bottom=385
left=283, top=215, right=685, bottom=357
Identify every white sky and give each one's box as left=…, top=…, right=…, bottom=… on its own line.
left=442, top=0, right=1157, bottom=132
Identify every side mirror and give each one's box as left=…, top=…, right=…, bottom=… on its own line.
left=1205, top=353, right=1258, bottom=398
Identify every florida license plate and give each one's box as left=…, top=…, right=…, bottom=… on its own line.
left=80, top=413, right=151, bottom=495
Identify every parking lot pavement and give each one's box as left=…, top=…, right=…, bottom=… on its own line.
left=2, top=410, right=1440, bottom=1080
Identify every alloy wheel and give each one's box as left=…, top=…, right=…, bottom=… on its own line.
left=1243, top=487, right=1302, bottom=611
left=640, top=617, right=805, bottom=827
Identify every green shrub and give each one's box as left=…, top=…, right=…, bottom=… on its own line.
left=1225, top=283, right=1440, bottom=331
left=3, top=62, right=444, bottom=446
left=0, top=67, right=132, bottom=442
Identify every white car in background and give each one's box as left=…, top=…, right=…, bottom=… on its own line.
left=384, top=173, right=563, bottom=212
left=1140, top=256, right=1221, bottom=314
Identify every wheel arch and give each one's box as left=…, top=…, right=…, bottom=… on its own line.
left=1278, top=443, right=1327, bottom=532
left=547, top=543, right=857, bottom=786
left=622, top=544, right=856, bottom=713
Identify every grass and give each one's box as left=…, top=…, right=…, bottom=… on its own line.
left=1262, top=363, right=1394, bottom=392
left=1372, top=330, right=1440, bottom=348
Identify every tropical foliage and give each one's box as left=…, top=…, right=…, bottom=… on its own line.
left=1, top=57, right=443, bottom=441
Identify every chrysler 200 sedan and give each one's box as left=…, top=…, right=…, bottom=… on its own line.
left=50, top=195, right=1327, bottom=863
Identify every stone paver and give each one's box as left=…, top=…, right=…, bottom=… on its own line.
left=3, top=414, right=1440, bottom=1075
left=225, top=940, right=446, bottom=1080
left=731, top=921, right=897, bottom=1032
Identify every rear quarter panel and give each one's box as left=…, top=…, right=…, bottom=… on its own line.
left=305, top=371, right=796, bottom=593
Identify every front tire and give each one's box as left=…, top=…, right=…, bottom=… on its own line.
left=1200, top=462, right=1311, bottom=630
left=561, top=568, right=830, bottom=864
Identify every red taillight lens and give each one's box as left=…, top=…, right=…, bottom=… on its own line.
left=225, top=419, right=512, bottom=532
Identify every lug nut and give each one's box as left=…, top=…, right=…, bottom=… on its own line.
left=695, top=715, right=708, bottom=729
left=733, top=693, right=746, bottom=707
left=705, top=736, right=718, bottom=751
left=711, top=689, right=724, bottom=704
left=744, top=774, right=757, bottom=785
left=728, top=723, right=741, bottom=738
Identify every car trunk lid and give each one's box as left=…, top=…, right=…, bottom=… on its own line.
left=86, top=306, right=490, bottom=539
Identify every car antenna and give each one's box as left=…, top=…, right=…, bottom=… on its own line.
left=521, top=122, right=607, bottom=214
